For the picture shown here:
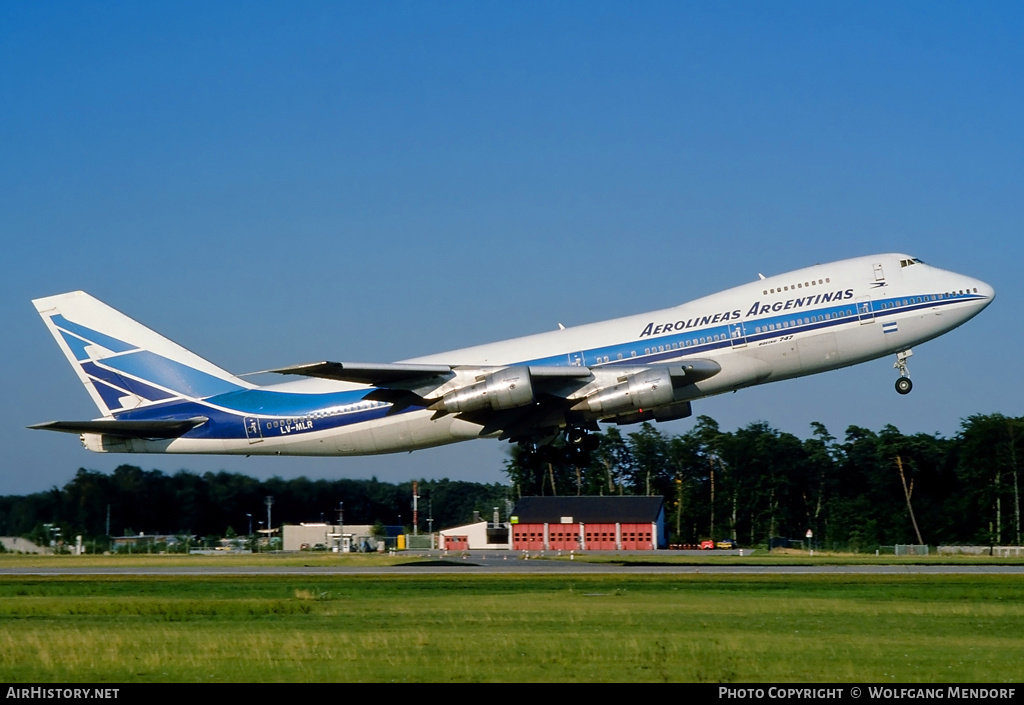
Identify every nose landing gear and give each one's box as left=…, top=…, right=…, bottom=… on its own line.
left=894, top=349, right=914, bottom=395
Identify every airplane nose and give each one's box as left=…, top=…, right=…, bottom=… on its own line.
left=974, top=279, right=996, bottom=305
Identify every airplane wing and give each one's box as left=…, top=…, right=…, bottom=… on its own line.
left=268, top=361, right=454, bottom=386
left=271, top=361, right=596, bottom=414
left=28, top=416, right=209, bottom=438
left=272, top=358, right=720, bottom=439
left=268, top=361, right=595, bottom=385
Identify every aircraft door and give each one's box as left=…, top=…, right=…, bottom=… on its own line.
left=244, top=416, right=264, bottom=444
left=729, top=321, right=748, bottom=348
left=568, top=351, right=585, bottom=367
left=857, top=296, right=875, bottom=324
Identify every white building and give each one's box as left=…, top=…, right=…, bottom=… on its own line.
left=438, top=521, right=509, bottom=550
left=282, top=523, right=383, bottom=552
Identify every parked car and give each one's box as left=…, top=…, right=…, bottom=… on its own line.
left=716, top=539, right=737, bottom=549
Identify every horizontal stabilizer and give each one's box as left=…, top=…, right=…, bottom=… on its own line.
left=28, top=416, right=209, bottom=439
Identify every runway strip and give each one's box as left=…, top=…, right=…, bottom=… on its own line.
left=2, top=559, right=1023, bottom=576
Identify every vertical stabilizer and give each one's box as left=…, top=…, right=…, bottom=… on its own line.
left=33, top=291, right=250, bottom=417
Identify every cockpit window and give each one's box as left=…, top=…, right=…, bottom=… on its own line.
left=900, top=258, right=925, bottom=268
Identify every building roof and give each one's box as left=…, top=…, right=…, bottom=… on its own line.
left=511, top=496, right=664, bottom=523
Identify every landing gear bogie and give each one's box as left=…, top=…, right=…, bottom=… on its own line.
left=564, top=425, right=599, bottom=462
left=566, top=426, right=587, bottom=447
left=516, top=425, right=599, bottom=468
left=517, top=443, right=540, bottom=470
left=562, top=444, right=591, bottom=465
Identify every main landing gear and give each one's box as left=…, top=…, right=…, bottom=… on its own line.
left=564, top=425, right=600, bottom=464
left=894, top=349, right=914, bottom=395
left=517, top=425, right=599, bottom=469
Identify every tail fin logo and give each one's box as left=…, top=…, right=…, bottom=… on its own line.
left=36, top=292, right=247, bottom=416
left=50, top=314, right=136, bottom=360
left=48, top=314, right=179, bottom=413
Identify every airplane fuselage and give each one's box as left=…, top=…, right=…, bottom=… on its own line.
left=34, top=253, right=994, bottom=457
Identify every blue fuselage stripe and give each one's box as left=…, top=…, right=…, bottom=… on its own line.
left=115, top=291, right=982, bottom=438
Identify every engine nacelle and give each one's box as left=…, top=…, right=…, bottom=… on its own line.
left=571, top=367, right=675, bottom=417
left=430, top=366, right=535, bottom=413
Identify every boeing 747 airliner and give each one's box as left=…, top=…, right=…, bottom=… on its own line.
left=30, top=253, right=994, bottom=466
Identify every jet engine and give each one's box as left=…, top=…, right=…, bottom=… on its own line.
left=428, top=366, right=535, bottom=413
left=570, top=367, right=675, bottom=417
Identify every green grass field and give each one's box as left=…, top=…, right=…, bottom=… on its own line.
left=0, top=556, right=1022, bottom=683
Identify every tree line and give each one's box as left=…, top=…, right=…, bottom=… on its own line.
left=0, top=468, right=509, bottom=549
left=1, top=413, right=1019, bottom=551
left=504, top=413, right=1022, bottom=550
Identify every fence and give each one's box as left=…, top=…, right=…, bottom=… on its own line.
left=938, top=545, right=1024, bottom=557
left=894, top=544, right=929, bottom=556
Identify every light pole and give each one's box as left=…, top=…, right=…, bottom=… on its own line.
left=265, top=496, right=274, bottom=550
left=337, top=502, right=344, bottom=553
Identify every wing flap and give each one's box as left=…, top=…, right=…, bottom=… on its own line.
left=527, top=366, right=594, bottom=379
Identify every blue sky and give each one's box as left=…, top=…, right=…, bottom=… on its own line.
left=2, top=2, right=1021, bottom=496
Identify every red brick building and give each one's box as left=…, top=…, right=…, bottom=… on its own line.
left=510, top=496, right=665, bottom=551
